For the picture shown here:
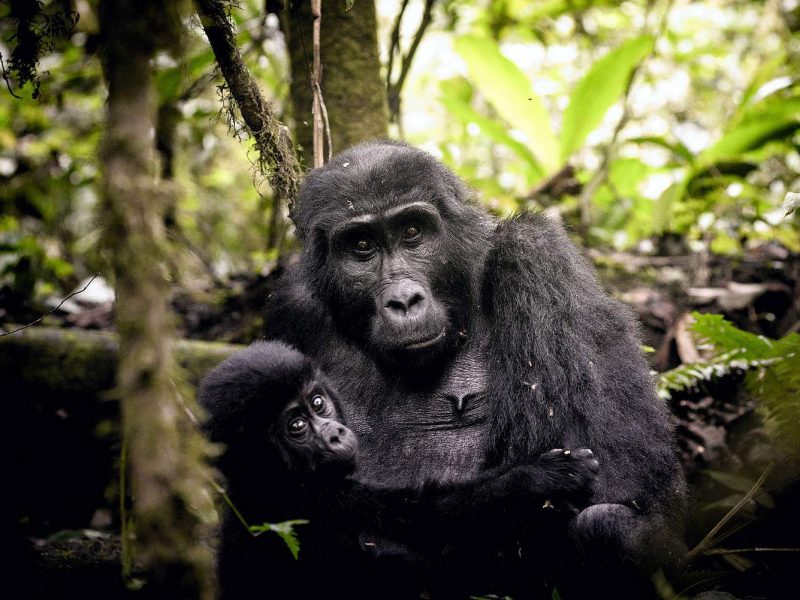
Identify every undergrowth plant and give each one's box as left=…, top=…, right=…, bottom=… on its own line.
left=658, top=313, right=800, bottom=460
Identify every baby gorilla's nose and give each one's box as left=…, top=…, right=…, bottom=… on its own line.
left=326, top=425, right=348, bottom=445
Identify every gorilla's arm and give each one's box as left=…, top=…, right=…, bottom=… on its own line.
left=481, top=213, right=686, bottom=574
left=322, top=447, right=598, bottom=550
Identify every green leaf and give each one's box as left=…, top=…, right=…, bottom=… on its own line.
left=737, top=52, right=787, bottom=112
left=690, top=313, right=778, bottom=359
left=699, top=115, right=799, bottom=165
left=702, top=473, right=775, bottom=509
left=627, top=136, right=694, bottom=164
left=652, top=181, right=686, bottom=234
left=705, top=470, right=759, bottom=494
left=607, top=157, right=652, bottom=197
left=157, top=47, right=217, bottom=102
left=710, top=231, right=741, bottom=256
left=454, top=35, right=559, bottom=172
left=249, top=519, right=309, bottom=560
left=560, top=35, right=654, bottom=159
left=659, top=314, right=800, bottom=458
left=440, top=89, right=543, bottom=182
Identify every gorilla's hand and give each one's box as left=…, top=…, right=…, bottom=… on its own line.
left=508, top=448, right=599, bottom=511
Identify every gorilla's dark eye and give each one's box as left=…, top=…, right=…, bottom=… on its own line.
left=310, top=395, right=325, bottom=412
left=402, top=225, right=420, bottom=241
left=353, top=239, right=373, bottom=254
left=288, top=417, right=307, bottom=435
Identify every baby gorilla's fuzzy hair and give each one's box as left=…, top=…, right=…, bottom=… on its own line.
left=199, top=341, right=325, bottom=498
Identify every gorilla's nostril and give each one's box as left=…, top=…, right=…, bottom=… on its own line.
left=385, top=298, right=407, bottom=314
left=407, top=293, right=424, bottom=311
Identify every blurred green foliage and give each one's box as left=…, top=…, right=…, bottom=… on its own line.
left=403, top=0, right=799, bottom=252
left=0, top=0, right=287, bottom=314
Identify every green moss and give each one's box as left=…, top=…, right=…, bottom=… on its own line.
left=0, top=327, right=241, bottom=394
left=284, top=0, right=388, bottom=163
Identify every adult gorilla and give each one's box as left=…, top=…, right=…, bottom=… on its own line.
left=264, top=140, right=686, bottom=596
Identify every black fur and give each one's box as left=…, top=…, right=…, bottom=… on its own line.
left=200, top=341, right=602, bottom=598
left=263, top=141, right=687, bottom=597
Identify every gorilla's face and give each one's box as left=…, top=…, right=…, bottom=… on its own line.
left=275, top=381, right=359, bottom=475
left=325, top=201, right=457, bottom=364
left=295, top=142, right=489, bottom=369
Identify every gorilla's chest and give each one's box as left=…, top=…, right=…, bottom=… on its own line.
left=335, top=345, right=491, bottom=486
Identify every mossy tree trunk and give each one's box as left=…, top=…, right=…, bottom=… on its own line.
left=279, top=0, right=389, bottom=163
left=99, top=1, right=216, bottom=597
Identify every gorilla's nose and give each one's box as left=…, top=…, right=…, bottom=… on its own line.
left=383, top=280, right=427, bottom=319
left=326, top=425, right=346, bottom=445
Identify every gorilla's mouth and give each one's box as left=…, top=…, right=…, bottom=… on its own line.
left=403, top=328, right=446, bottom=350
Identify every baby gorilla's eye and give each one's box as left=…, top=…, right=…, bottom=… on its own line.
left=310, top=395, right=326, bottom=413
left=402, top=225, right=420, bottom=241
left=353, top=239, right=373, bottom=253
left=288, top=417, right=307, bottom=435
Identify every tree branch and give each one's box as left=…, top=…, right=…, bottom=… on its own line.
left=386, top=0, right=410, bottom=93
left=386, top=0, right=435, bottom=129
left=194, top=0, right=302, bottom=214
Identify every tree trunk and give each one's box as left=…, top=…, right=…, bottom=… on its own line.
left=99, top=2, right=216, bottom=597
left=280, top=0, right=389, bottom=163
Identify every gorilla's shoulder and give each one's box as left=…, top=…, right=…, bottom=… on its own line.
left=483, top=211, right=602, bottom=308
left=487, top=211, right=586, bottom=266
left=263, top=267, right=334, bottom=355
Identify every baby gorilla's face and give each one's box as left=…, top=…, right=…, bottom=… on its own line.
left=277, top=385, right=359, bottom=475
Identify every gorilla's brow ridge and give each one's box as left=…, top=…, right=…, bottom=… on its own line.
left=330, top=201, right=440, bottom=238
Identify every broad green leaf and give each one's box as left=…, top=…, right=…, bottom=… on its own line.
left=607, top=157, right=652, bottom=197
left=737, top=52, right=787, bottom=112
left=741, top=95, right=800, bottom=124
left=699, top=115, right=799, bottom=165
left=439, top=92, right=544, bottom=183
left=560, top=35, right=654, bottom=160
left=454, top=36, right=559, bottom=172
left=701, top=493, right=757, bottom=514
left=708, top=473, right=778, bottom=510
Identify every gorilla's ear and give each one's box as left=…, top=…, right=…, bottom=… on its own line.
left=298, top=226, right=331, bottom=281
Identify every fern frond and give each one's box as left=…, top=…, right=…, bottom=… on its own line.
left=657, top=313, right=800, bottom=459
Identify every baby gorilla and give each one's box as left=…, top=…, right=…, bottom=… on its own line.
left=199, top=341, right=600, bottom=599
